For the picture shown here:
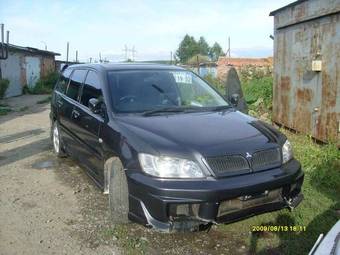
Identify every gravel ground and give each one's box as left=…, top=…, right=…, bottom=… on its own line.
left=0, top=95, right=249, bottom=255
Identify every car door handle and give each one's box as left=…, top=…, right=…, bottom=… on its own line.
left=72, top=109, right=80, bottom=119
left=57, top=100, right=63, bottom=107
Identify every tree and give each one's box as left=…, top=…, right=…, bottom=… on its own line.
left=209, top=42, right=225, bottom=61
left=175, top=34, right=199, bottom=64
left=197, top=36, right=210, bottom=56
left=186, top=54, right=210, bottom=65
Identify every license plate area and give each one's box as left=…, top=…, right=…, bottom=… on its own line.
left=218, top=188, right=282, bottom=217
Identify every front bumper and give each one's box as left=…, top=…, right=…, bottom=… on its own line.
left=126, top=159, right=304, bottom=232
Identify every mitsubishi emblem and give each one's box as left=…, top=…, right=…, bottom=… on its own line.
left=246, top=152, right=252, bottom=159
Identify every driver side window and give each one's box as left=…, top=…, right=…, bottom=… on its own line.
left=80, top=71, right=103, bottom=107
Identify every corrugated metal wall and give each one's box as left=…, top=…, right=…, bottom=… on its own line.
left=272, top=0, right=340, bottom=144
left=0, top=51, right=56, bottom=97
left=0, top=52, right=22, bottom=97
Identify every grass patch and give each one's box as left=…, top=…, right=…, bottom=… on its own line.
left=218, top=131, right=339, bottom=254
left=101, top=225, right=149, bottom=255
left=0, top=102, right=12, bottom=116
left=215, top=73, right=340, bottom=254
left=0, top=106, right=12, bottom=116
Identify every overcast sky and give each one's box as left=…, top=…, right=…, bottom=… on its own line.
left=0, top=0, right=293, bottom=62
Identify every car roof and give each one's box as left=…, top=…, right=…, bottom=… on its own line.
left=67, top=63, right=186, bottom=72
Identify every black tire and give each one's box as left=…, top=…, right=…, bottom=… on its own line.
left=52, top=121, right=67, bottom=158
left=106, top=158, right=130, bottom=224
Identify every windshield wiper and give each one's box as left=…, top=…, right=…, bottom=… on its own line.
left=208, top=105, right=232, bottom=111
left=142, top=106, right=231, bottom=116
left=142, top=107, right=185, bottom=116
left=142, top=106, right=202, bottom=116
left=151, top=84, right=178, bottom=106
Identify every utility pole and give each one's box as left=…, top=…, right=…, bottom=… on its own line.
left=99, top=52, right=102, bottom=63
left=123, top=44, right=128, bottom=61
left=89, top=57, right=92, bottom=63
left=41, top=41, right=47, bottom=50
left=0, top=24, right=10, bottom=79
left=131, top=46, right=137, bottom=61
left=228, top=36, right=231, bottom=58
left=66, top=42, right=69, bottom=63
left=122, top=45, right=137, bottom=61
left=75, top=50, right=78, bottom=63
left=170, top=51, right=172, bottom=65
left=226, top=36, right=231, bottom=64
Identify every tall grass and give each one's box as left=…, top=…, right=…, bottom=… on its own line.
left=26, top=71, right=59, bottom=94
left=212, top=65, right=340, bottom=254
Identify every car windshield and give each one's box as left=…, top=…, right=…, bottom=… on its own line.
left=108, top=69, right=229, bottom=114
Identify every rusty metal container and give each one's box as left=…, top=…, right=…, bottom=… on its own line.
left=270, top=0, right=340, bottom=145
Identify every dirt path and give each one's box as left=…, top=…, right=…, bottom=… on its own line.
left=0, top=95, right=118, bottom=255
left=0, top=95, right=248, bottom=255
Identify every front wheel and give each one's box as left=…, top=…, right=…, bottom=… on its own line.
left=106, top=158, right=130, bottom=224
left=52, top=121, right=66, bottom=158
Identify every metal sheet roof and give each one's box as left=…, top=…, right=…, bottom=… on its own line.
left=269, top=0, right=308, bottom=16
left=7, top=44, right=60, bottom=56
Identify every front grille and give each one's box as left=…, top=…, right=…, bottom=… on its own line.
left=206, top=147, right=282, bottom=177
left=251, top=148, right=281, bottom=171
left=206, top=155, right=250, bottom=176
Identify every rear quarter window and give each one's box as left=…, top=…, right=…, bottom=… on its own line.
left=56, top=68, right=72, bottom=94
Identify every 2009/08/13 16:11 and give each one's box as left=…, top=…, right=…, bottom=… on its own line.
left=251, top=225, right=307, bottom=232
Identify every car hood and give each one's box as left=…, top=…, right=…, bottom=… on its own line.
left=115, top=110, right=282, bottom=157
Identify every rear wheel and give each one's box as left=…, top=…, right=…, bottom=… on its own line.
left=106, top=158, right=129, bottom=224
left=52, top=121, right=66, bottom=158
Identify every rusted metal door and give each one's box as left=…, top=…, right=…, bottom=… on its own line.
left=272, top=4, right=340, bottom=144
left=25, top=56, right=40, bottom=88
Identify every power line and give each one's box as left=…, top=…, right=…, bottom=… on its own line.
left=122, top=45, right=137, bottom=61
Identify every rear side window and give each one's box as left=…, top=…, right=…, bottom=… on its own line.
left=66, top=69, right=87, bottom=101
left=56, top=68, right=72, bottom=94
left=80, top=71, right=103, bottom=107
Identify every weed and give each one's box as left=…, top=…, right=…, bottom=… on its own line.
left=26, top=72, right=59, bottom=95
left=0, top=79, right=10, bottom=98
left=103, top=225, right=149, bottom=255
left=0, top=106, right=12, bottom=116
left=242, top=76, right=273, bottom=110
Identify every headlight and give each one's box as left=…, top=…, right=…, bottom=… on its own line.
left=138, top=153, right=206, bottom=178
left=282, top=139, right=293, bottom=164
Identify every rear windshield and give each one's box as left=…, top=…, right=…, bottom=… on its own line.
left=107, top=70, right=228, bottom=113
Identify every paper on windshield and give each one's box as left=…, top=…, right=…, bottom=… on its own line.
left=171, top=71, right=192, bottom=84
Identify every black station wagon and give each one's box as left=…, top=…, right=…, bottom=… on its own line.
left=50, top=63, right=304, bottom=232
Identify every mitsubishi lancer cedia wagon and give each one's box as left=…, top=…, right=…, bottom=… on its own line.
left=50, top=63, right=304, bottom=232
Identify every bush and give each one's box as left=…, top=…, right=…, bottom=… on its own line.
left=0, top=78, right=10, bottom=98
left=27, top=71, right=59, bottom=94
left=239, top=65, right=272, bottom=83
left=204, top=74, right=225, bottom=94
left=187, top=54, right=210, bottom=65
left=242, top=76, right=273, bottom=108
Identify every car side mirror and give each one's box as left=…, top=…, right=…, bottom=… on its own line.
left=230, top=93, right=239, bottom=107
left=88, top=98, right=102, bottom=114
